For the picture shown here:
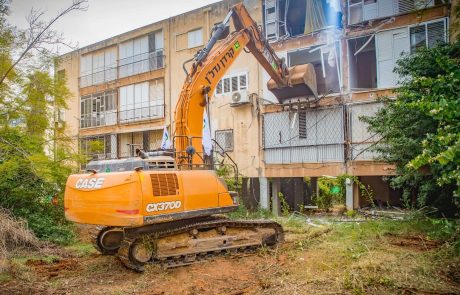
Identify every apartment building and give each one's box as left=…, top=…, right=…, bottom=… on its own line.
left=57, top=0, right=455, bottom=212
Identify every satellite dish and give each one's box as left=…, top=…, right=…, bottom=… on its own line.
left=232, top=92, right=241, bottom=103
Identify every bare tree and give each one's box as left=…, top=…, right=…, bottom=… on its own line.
left=0, top=0, right=88, bottom=86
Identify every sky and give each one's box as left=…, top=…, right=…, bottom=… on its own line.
left=7, top=0, right=222, bottom=54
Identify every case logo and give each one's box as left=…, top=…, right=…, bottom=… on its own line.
left=146, top=201, right=182, bottom=212
left=75, top=178, right=105, bottom=189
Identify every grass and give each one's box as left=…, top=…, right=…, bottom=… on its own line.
left=265, top=216, right=460, bottom=294
left=64, top=242, right=96, bottom=257
left=0, top=212, right=458, bottom=294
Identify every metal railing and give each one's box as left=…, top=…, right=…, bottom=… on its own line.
left=79, top=68, right=117, bottom=88
left=80, top=110, right=117, bottom=128
left=119, top=104, right=164, bottom=124
left=78, top=49, right=165, bottom=88
left=173, top=135, right=239, bottom=185
left=79, top=104, right=164, bottom=129
left=118, top=50, right=165, bottom=78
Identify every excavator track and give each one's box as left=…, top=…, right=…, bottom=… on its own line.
left=117, top=219, right=284, bottom=272
left=90, top=226, right=124, bottom=255
left=91, top=215, right=228, bottom=257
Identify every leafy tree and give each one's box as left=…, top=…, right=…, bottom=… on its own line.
left=0, top=0, right=86, bottom=243
left=362, top=40, right=460, bottom=216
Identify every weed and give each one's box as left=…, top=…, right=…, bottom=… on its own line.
left=65, top=242, right=96, bottom=257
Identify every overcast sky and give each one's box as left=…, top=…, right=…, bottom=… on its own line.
left=7, top=0, right=222, bottom=54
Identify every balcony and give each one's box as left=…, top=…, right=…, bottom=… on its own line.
left=119, top=50, right=165, bottom=78
left=80, top=104, right=164, bottom=129
left=79, top=68, right=117, bottom=88
left=78, top=49, right=165, bottom=88
left=119, top=104, right=164, bottom=124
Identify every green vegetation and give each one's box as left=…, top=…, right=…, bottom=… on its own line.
left=362, top=40, right=460, bottom=216
left=315, top=174, right=373, bottom=211
left=215, top=163, right=241, bottom=191
left=0, top=1, right=85, bottom=244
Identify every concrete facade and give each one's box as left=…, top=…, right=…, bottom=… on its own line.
left=57, top=0, right=455, bottom=211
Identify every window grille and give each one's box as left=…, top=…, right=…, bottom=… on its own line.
left=215, top=129, right=234, bottom=152
left=80, top=91, right=117, bottom=128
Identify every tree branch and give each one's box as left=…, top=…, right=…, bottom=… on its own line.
left=0, top=0, right=87, bottom=86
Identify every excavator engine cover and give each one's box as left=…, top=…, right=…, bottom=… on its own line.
left=267, top=63, right=318, bottom=102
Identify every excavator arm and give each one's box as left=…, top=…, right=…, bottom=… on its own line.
left=174, top=3, right=316, bottom=166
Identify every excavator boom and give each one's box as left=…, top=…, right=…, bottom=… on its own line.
left=174, top=3, right=317, bottom=165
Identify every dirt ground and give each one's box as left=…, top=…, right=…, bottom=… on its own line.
left=1, top=218, right=459, bottom=295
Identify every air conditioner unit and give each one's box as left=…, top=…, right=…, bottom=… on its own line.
left=230, top=90, right=250, bottom=106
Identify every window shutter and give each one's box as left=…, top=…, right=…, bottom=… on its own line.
left=378, top=0, right=395, bottom=18
left=427, top=20, right=446, bottom=48
left=239, top=74, right=247, bottom=90
left=376, top=28, right=409, bottom=88
left=231, top=76, right=238, bottom=92
left=397, top=0, right=414, bottom=13
left=223, top=78, right=230, bottom=93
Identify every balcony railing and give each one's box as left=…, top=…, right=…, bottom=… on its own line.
left=80, top=110, right=117, bottom=128
left=80, top=104, right=165, bottom=129
left=119, top=50, right=165, bottom=78
left=79, top=68, right=117, bottom=88
left=119, top=104, right=164, bottom=124
left=78, top=49, right=165, bottom=88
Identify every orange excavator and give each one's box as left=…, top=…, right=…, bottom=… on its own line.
left=64, top=3, right=316, bottom=271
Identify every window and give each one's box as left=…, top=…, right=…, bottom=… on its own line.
left=119, top=31, right=164, bottom=78
left=79, top=134, right=117, bottom=161
left=215, top=129, right=234, bottom=152
left=374, top=19, right=447, bottom=88
left=188, top=28, right=203, bottom=48
left=376, top=27, right=409, bottom=88
left=348, top=0, right=440, bottom=25
left=80, top=47, right=117, bottom=87
left=80, top=91, right=117, bottom=128
left=287, top=42, right=341, bottom=95
left=119, top=79, right=164, bottom=123
left=264, top=0, right=342, bottom=42
left=298, top=111, right=307, bottom=139
left=348, top=36, right=377, bottom=89
left=215, top=73, right=248, bottom=95
left=410, top=19, right=447, bottom=53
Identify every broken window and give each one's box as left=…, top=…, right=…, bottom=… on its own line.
left=287, top=42, right=341, bottom=95
left=410, top=19, right=447, bottom=53
left=80, top=91, right=117, bottom=128
left=348, top=36, right=377, bottom=90
left=264, top=0, right=342, bottom=41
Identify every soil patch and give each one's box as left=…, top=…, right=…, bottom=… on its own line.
left=384, top=233, right=440, bottom=251
left=26, top=258, right=80, bottom=279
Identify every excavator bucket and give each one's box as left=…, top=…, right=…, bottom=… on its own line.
left=267, top=63, right=318, bottom=103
